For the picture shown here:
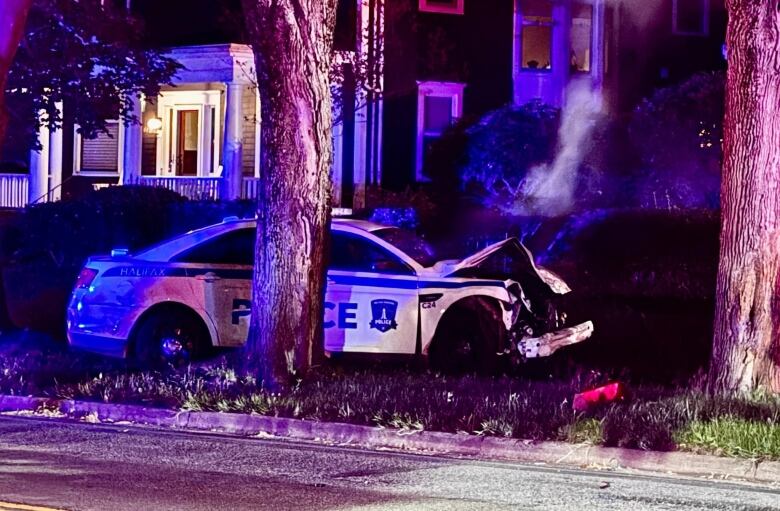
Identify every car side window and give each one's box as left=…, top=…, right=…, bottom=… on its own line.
left=175, top=228, right=256, bottom=266
left=330, top=232, right=413, bottom=275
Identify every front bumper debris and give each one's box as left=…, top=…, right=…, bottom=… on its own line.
left=519, top=321, right=594, bottom=359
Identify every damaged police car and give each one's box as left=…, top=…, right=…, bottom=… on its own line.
left=67, top=217, right=593, bottom=371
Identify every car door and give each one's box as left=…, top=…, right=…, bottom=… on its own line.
left=324, top=230, right=419, bottom=355
left=174, top=227, right=254, bottom=347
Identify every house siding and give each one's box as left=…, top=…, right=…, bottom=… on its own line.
left=241, top=85, right=257, bottom=177
left=382, top=0, right=514, bottom=189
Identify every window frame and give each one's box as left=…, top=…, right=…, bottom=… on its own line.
left=415, top=81, right=465, bottom=182
left=173, top=227, right=256, bottom=266
left=73, top=120, right=122, bottom=177
left=330, top=231, right=416, bottom=276
left=672, top=0, right=710, bottom=37
left=418, top=0, right=464, bottom=15
left=156, top=89, right=223, bottom=178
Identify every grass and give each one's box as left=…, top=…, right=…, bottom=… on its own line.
left=676, top=418, right=780, bottom=460
left=1, top=331, right=779, bottom=460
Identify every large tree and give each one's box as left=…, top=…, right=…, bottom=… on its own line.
left=0, top=0, right=33, bottom=145
left=242, top=0, right=338, bottom=388
left=710, top=1, right=780, bottom=393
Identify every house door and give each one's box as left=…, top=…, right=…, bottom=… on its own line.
left=175, top=109, right=199, bottom=176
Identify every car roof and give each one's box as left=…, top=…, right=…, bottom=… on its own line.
left=135, top=216, right=392, bottom=261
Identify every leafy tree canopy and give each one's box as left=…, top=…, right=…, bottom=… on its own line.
left=5, top=0, right=179, bottom=148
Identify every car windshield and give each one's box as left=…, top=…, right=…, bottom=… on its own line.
left=372, top=227, right=437, bottom=267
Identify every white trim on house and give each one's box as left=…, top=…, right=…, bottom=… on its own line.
left=253, top=87, right=262, bottom=178
left=415, top=81, right=465, bottom=182
left=155, top=89, right=223, bottom=177
left=672, top=0, right=710, bottom=36
left=419, top=0, right=464, bottom=15
left=166, top=44, right=257, bottom=86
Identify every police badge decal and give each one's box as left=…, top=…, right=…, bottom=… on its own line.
left=370, top=299, right=399, bottom=333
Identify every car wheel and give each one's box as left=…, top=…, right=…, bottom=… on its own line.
left=134, top=308, right=210, bottom=369
left=429, top=300, right=504, bottom=374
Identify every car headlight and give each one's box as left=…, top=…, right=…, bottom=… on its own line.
left=536, top=267, right=572, bottom=295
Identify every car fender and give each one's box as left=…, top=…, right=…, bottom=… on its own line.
left=419, top=281, right=516, bottom=355
left=129, top=300, right=221, bottom=349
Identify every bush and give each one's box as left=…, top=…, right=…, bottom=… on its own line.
left=533, top=209, right=719, bottom=383
left=540, top=209, right=720, bottom=301
left=628, top=72, right=724, bottom=210
left=0, top=187, right=255, bottom=336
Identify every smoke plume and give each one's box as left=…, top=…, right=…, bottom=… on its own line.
left=519, top=78, right=603, bottom=216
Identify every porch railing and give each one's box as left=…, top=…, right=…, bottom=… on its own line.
left=242, top=177, right=261, bottom=200
left=0, top=174, right=29, bottom=208
left=0, top=174, right=262, bottom=208
left=136, top=176, right=221, bottom=201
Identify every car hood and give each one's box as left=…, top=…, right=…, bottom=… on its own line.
left=443, top=238, right=571, bottom=295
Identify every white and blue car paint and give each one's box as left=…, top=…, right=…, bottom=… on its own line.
left=66, top=217, right=593, bottom=366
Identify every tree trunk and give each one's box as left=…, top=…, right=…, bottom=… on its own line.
left=0, top=0, right=32, bottom=146
left=710, top=0, right=780, bottom=393
left=242, top=0, right=337, bottom=388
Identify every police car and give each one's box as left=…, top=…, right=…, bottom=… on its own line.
left=67, top=217, right=593, bottom=371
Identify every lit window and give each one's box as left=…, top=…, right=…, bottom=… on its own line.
left=673, top=0, right=709, bottom=36
left=570, top=3, right=592, bottom=73
left=419, top=0, right=464, bottom=15
left=520, top=0, right=553, bottom=70
left=416, top=81, right=465, bottom=181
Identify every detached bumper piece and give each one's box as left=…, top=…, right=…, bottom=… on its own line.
left=519, top=321, right=594, bottom=359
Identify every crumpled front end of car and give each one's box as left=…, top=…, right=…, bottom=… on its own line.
left=448, top=237, right=594, bottom=361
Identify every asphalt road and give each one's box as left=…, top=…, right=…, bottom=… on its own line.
left=0, top=416, right=777, bottom=511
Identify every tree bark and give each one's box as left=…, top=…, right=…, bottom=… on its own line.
left=0, top=0, right=33, bottom=146
left=242, top=0, right=337, bottom=388
left=710, top=0, right=780, bottom=393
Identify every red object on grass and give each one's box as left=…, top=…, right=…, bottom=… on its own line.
left=573, top=382, right=626, bottom=411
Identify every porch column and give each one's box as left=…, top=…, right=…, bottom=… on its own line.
left=48, top=101, right=64, bottom=201
left=552, top=0, right=571, bottom=106
left=591, top=0, right=606, bottom=91
left=121, top=93, right=143, bottom=185
left=28, top=112, right=50, bottom=205
left=220, top=83, right=244, bottom=200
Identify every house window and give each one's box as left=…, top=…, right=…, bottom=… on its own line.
left=570, top=3, right=592, bottom=73
left=520, top=0, right=553, bottom=70
left=419, top=0, right=464, bottom=15
left=74, top=121, right=120, bottom=175
left=416, top=81, right=465, bottom=181
left=673, top=0, right=709, bottom=36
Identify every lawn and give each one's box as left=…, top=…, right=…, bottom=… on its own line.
left=1, top=331, right=779, bottom=461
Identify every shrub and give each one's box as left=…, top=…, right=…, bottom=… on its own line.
left=0, top=186, right=255, bottom=336
left=628, top=72, right=724, bottom=210
left=534, top=209, right=720, bottom=383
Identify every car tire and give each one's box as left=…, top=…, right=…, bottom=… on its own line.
left=428, top=300, right=504, bottom=375
left=133, top=307, right=210, bottom=369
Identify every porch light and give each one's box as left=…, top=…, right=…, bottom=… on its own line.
left=145, top=117, right=163, bottom=134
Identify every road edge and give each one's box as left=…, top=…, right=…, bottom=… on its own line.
left=1, top=394, right=778, bottom=483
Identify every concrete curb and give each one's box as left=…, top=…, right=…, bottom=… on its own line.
left=1, top=395, right=778, bottom=484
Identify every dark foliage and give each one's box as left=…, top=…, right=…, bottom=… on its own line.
left=0, top=186, right=255, bottom=335
left=4, top=0, right=179, bottom=151
left=535, top=209, right=719, bottom=383
left=628, top=72, right=724, bottom=210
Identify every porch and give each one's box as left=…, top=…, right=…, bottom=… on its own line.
left=0, top=173, right=262, bottom=207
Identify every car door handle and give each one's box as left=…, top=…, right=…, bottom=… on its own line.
left=196, top=272, right=222, bottom=283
